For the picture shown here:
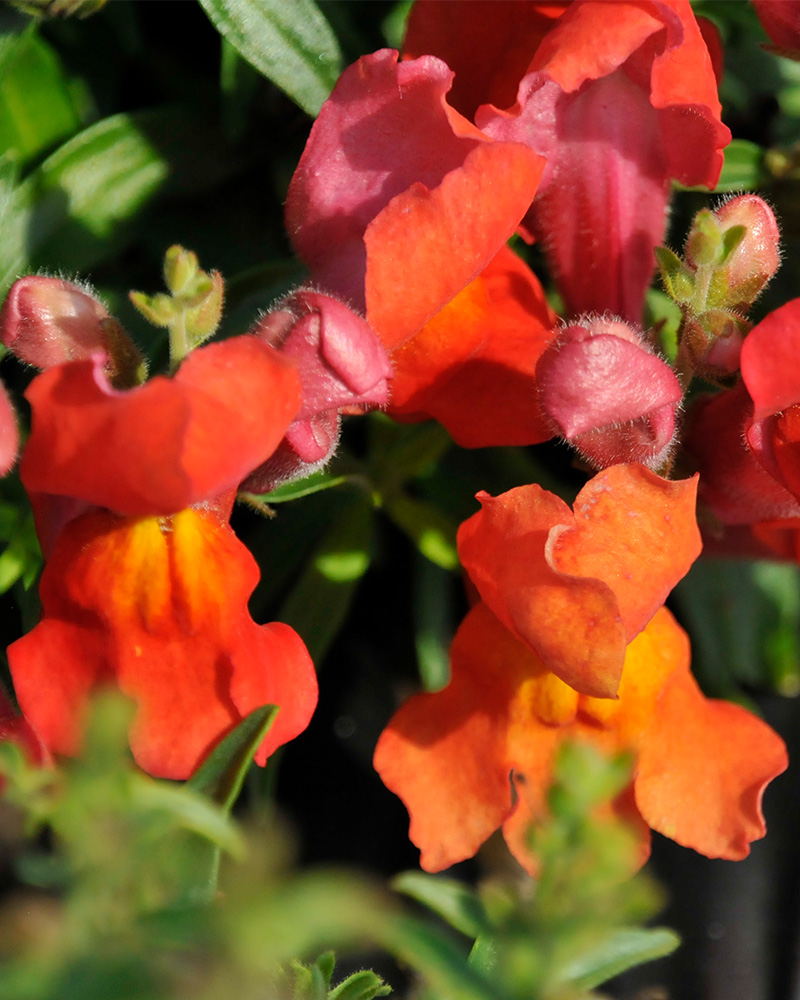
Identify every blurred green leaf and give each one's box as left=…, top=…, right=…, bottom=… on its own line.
left=715, top=139, right=765, bottom=191
left=562, top=926, right=680, bottom=990
left=673, top=557, right=800, bottom=696
left=413, top=554, right=454, bottom=692
left=385, top=493, right=459, bottom=571
left=188, top=704, right=279, bottom=812
left=199, top=0, right=342, bottom=116
left=393, top=871, right=487, bottom=939
left=1, top=107, right=237, bottom=290
left=279, top=493, right=374, bottom=663
left=0, top=28, right=82, bottom=164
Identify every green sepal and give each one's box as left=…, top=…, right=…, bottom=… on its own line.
left=328, top=970, right=391, bottom=1000
left=719, top=223, right=747, bottom=265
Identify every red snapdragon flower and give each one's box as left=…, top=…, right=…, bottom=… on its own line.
left=406, top=0, right=730, bottom=322
left=7, top=330, right=319, bottom=779
left=686, top=298, right=800, bottom=553
left=374, top=602, right=787, bottom=872
left=286, top=48, right=556, bottom=447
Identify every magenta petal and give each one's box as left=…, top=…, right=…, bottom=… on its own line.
left=285, top=49, right=485, bottom=307
left=480, top=70, right=671, bottom=322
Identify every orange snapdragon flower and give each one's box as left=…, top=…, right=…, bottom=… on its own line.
left=374, top=464, right=787, bottom=871
left=375, top=602, right=786, bottom=872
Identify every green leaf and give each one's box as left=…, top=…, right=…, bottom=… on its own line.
left=0, top=28, right=82, bottom=164
left=198, top=0, right=342, bottom=116
left=560, top=927, right=680, bottom=990
left=715, top=139, right=764, bottom=191
left=673, top=557, right=800, bottom=696
left=279, top=494, right=373, bottom=663
left=1, top=107, right=236, bottom=290
left=251, top=471, right=371, bottom=505
left=385, top=493, right=459, bottom=571
left=188, top=704, right=279, bottom=812
left=413, top=555, right=454, bottom=692
left=392, top=871, right=487, bottom=939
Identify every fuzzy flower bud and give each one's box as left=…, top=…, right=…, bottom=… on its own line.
left=0, top=276, right=144, bottom=386
left=241, top=289, right=393, bottom=493
left=536, top=317, right=682, bottom=471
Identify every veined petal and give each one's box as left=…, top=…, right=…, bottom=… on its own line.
left=8, top=507, right=317, bottom=778
left=21, top=336, right=301, bottom=517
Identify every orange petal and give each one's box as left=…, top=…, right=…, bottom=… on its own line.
left=550, top=465, right=702, bottom=643
left=365, top=140, right=545, bottom=350
left=458, top=483, right=627, bottom=697
left=374, top=602, right=534, bottom=871
left=388, top=246, right=556, bottom=447
left=634, top=624, right=787, bottom=860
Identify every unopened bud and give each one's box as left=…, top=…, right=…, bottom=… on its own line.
left=0, top=276, right=144, bottom=386
left=711, top=195, right=781, bottom=311
left=536, top=316, right=682, bottom=471
left=682, top=310, right=750, bottom=379
left=242, top=289, right=392, bottom=493
left=0, top=382, right=18, bottom=477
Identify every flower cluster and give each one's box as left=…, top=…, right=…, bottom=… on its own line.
left=0, top=0, right=793, bottom=887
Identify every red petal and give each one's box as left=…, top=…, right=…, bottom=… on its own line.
left=9, top=508, right=317, bottom=778
left=0, top=380, right=18, bottom=477
left=741, top=298, right=800, bottom=422
left=403, top=1, right=568, bottom=120
left=388, top=245, right=556, bottom=446
left=21, top=336, right=300, bottom=517
left=285, top=49, right=488, bottom=307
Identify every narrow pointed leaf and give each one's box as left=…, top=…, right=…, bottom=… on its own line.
left=199, top=0, right=342, bottom=116
left=392, top=871, right=487, bottom=939
left=188, top=704, right=279, bottom=812
left=561, top=927, right=680, bottom=990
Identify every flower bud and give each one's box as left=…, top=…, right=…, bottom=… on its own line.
left=241, top=290, right=392, bottom=493
left=536, top=316, right=682, bottom=471
left=683, top=195, right=780, bottom=314
left=0, top=276, right=144, bottom=386
left=711, top=195, right=781, bottom=311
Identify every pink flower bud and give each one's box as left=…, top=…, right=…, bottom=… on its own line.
left=712, top=195, right=781, bottom=312
left=0, top=276, right=143, bottom=385
left=242, top=290, right=392, bottom=493
left=536, top=317, right=682, bottom=470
